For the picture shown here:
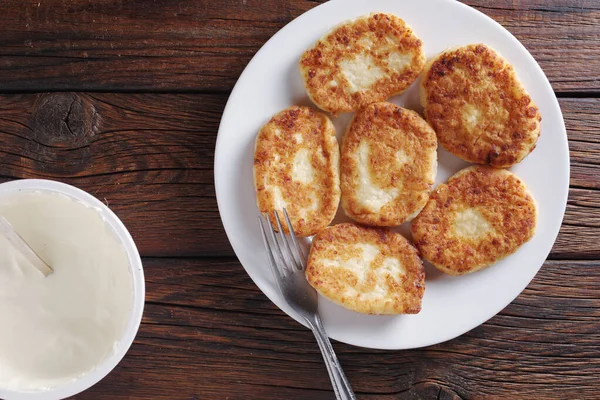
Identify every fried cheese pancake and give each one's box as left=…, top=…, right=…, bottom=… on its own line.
left=254, top=106, right=340, bottom=237
left=341, top=102, right=437, bottom=226
left=306, top=223, right=425, bottom=315
left=420, top=44, right=541, bottom=168
left=411, top=166, right=537, bottom=275
left=300, top=13, right=425, bottom=114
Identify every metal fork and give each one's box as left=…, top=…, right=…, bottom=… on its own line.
left=258, top=209, right=356, bottom=400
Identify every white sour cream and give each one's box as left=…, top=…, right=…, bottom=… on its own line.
left=0, top=190, right=134, bottom=392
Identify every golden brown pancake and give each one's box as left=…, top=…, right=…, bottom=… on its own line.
left=300, top=13, right=425, bottom=114
left=411, top=166, right=538, bottom=275
left=253, top=106, right=340, bottom=237
left=306, top=223, right=425, bottom=315
left=420, top=44, right=541, bottom=168
left=340, top=102, right=437, bottom=226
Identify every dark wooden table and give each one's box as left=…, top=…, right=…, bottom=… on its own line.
left=1, top=1, right=599, bottom=399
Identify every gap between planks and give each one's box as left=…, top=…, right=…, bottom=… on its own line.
left=0, top=89, right=600, bottom=97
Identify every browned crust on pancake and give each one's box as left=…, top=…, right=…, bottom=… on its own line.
left=421, top=44, right=541, bottom=168
left=300, top=13, right=425, bottom=114
left=254, top=106, right=340, bottom=237
left=341, top=102, right=437, bottom=226
left=411, top=166, right=537, bottom=275
left=306, top=223, right=425, bottom=314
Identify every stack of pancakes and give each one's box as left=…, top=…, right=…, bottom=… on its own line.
left=254, top=13, right=539, bottom=315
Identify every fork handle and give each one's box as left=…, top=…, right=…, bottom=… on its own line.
left=309, top=316, right=357, bottom=400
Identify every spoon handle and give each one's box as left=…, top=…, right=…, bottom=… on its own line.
left=0, top=216, right=53, bottom=276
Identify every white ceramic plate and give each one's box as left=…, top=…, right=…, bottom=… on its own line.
left=214, top=0, right=569, bottom=349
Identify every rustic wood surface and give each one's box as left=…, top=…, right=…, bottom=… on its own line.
left=0, top=1, right=598, bottom=399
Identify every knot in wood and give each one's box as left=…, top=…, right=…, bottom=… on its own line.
left=28, top=93, right=98, bottom=175
left=31, top=93, right=96, bottom=147
left=412, top=381, right=464, bottom=400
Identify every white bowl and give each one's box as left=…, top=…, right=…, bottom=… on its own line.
left=0, top=179, right=145, bottom=400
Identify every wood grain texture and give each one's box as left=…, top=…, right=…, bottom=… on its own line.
left=0, top=2, right=596, bottom=398
left=554, top=98, right=600, bottom=259
left=0, top=92, right=230, bottom=256
left=0, top=94, right=597, bottom=259
left=75, top=257, right=600, bottom=399
left=0, top=0, right=598, bottom=92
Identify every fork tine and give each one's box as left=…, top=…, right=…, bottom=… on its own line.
left=258, top=215, right=285, bottom=285
left=273, top=210, right=301, bottom=271
left=264, top=212, right=291, bottom=276
left=283, top=208, right=306, bottom=270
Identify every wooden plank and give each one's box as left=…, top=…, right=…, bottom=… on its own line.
left=562, top=98, right=600, bottom=190
left=0, top=92, right=231, bottom=256
left=78, top=257, right=600, bottom=399
left=555, top=188, right=600, bottom=259
left=0, top=94, right=597, bottom=258
left=553, top=98, right=600, bottom=259
left=0, top=0, right=598, bottom=92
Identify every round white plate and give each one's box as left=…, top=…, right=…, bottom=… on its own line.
left=214, top=0, right=569, bottom=349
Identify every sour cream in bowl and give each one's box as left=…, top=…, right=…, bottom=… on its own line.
left=0, top=179, right=145, bottom=400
